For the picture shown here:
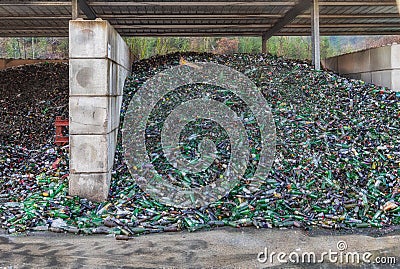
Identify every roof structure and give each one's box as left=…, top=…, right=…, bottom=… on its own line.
left=0, top=0, right=399, bottom=37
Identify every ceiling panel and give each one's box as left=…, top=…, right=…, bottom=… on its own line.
left=0, top=0, right=398, bottom=37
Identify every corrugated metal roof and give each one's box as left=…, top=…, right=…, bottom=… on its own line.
left=0, top=0, right=399, bottom=37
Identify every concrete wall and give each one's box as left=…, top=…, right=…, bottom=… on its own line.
left=323, top=44, right=400, bottom=91
left=69, top=19, right=131, bottom=201
left=0, top=59, right=68, bottom=70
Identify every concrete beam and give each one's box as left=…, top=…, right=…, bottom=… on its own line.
left=71, top=0, right=97, bottom=20
left=263, top=0, right=312, bottom=40
left=4, top=13, right=400, bottom=21
left=87, top=1, right=396, bottom=7
left=2, top=1, right=397, bottom=7
left=69, top=19, right=131, bottom=201
left=78, top=0, right=97, bottom=20
left=311, top=0, right=321, bottom=70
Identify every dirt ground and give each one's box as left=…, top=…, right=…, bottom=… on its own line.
left=0, top=227, right=399, bottom=268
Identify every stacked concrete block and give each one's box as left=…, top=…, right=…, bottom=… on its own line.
left=323, top=44, right=400, bottom=92
left=69, top=19, right=131, bottom=201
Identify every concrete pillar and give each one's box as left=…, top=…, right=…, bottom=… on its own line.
left=311, top=0, right=320, bottom=70
left=69, top=19, right=131, bottom=201
left=262, top=34, right=267, bottom=54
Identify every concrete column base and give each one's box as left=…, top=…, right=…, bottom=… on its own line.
left=69, top=173, right=111, bottom=202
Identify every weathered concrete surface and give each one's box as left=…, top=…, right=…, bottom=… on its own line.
left=0, top=228, right=399, bottom=268
left=69, top=19, right=131, bottom=202
left=323, top=44, right=400, bottom=91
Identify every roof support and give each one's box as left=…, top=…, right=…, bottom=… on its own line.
left=262, top=0, right=312, bottom=40
left=397, top=0, right=400, bottom=14
left=311, top=0, right=320, bottom=70
left=1, top=1, right=399, bottom=37
left=89, top=1, right=296, bottom=6
left=72, top=0, right=78, bottom=19
left=1, top=1, right=397, bottom=7
left=4, top=23, right=400, bottom=30
left=87, top=1, right=396, bottom=7
left=77, top=0, right=97, bottom=20
left=71, top=0, right=96, bottom=19
left=2, top=13, right=400, bottom=20
left=262, top=34, right=267, bottom=53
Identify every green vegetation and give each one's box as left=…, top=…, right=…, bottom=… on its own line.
left=124, top=36, right=337, bottom=61
left=1, top=35, right=399, bottom=61
left=123, top=36, right=370, bottom=61
left=0, top=37, right=68, bottom=59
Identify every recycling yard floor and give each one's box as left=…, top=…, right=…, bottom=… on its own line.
left=1, top=227, right=399, bottom=268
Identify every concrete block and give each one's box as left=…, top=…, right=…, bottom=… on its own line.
left=111, top=129, right=118, bottom=165
left=371, top=72, right=382, bottom=86
left=360, top=72, right=372, bottom=84
left=371, top=70, right=392, bottom=89
left=370, top=46, right=391, bottom=71
left=69, top=59, right=117, bottom=96
left=69, top=20, right=108, bottom=59
left=335, top=51, right=367, bottom=74
left=379, top=71, right=392, bottom=87
left=116, top=95, right=123, bottom=120
left=322, top=45, right=399, bottom=91
left=110, top=95, right=120, bottom=131
left=347, top=73, right=361, bottom=80
left=106, top=23, right=116, bottom=60
left=69, top=172, right=111, bottom=202
left=105, top=26, right=130, bottom=69
left=391, top=69, right=400, bottom=91
left=108, top=62, right=130, bottom=97
left=391, top=44, right=400, bottom=69
left=70, top=134, right=115, bottom=173
left=69, top=20, right=130, bottom=67
left=69, top=96, right=119, bottom=134
left=322, top=57, right=338, bottom=72
left=70, top=135, right=108, bottom=173
left=117, top=66, right=130, bottom=96
left=353, top=50, right=370, bottom=73
left=108, top=61, right=118, bottom=97
left=69, top=96, right=108, bottom=134
left=338, top=53, right=355, bottom=74
left=70, top=59, right=129, bottom=96
left=117, top=36, right=132, bottom=70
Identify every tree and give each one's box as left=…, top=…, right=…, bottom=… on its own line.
left=3, top=35, right=398, bottom=61
left=238, top=37, right=261, bottom=53
left=213, top=37, right=239, bottom=54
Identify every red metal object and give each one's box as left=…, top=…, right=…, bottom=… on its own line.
left=55, top=116, right=69, bottom=146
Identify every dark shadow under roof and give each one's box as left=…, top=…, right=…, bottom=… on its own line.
left=1, top=0, right=399, bottom=37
